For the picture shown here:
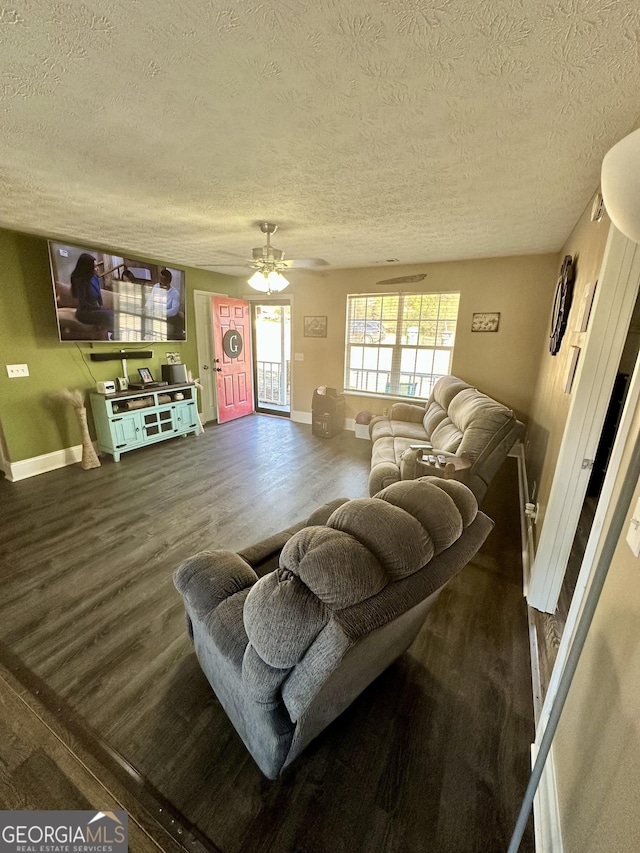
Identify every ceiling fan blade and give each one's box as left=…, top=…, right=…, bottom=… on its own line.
left=376, top=274, right=427, bottom=285
left=196, top=261, right=251, bottom=275
left=280, top=258, right=330, bottom=269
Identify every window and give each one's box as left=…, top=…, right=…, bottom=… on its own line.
left=344, top=292, right=460, bottom=399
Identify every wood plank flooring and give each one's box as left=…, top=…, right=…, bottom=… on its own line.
left=0, top=416, right=534, bottom=852
left=0, top=654, right=210, bottom=853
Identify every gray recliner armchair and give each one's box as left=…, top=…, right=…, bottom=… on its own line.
left=174, top=478, right=493, bottom=778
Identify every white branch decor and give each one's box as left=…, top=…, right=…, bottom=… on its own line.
left=49, top=389, right=101, bottom=470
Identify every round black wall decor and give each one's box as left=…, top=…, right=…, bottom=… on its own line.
left=549, top=255, right=575, bottom=355
left=222, top=329, right=243, bottom=359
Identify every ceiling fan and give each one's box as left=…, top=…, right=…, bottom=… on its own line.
left=376, top=273, right=427, bottom=285
left=201, top=222, right=329, bottom=294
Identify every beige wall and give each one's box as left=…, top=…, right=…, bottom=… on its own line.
left=240, top=254, right=558, bottom=424
left=525, top=196, right=611, bottom=532
left=554, top=395, right=640, bottom=852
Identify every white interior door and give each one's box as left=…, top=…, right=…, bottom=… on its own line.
left=528, top=227, right=640, bottom=612
left=194, top=290, right=221, bottom=424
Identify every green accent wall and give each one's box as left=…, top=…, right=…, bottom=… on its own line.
left=0, top=228, right=239, bottom=463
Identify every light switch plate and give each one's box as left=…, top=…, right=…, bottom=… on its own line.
left=626, top=497, right=640, bottom=557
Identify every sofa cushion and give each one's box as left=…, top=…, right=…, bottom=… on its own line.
left=430, top=375, right=472, bottom=409
left=371, top=434, right=430, bottom=471
left=244, top=570, right=328, bottom=669
left=422, top=401, right=450, bottom=436
left=429, top=416, right=464, bottom=452
left=281, top=526, right=387, bottom=607
left=371, top=417, right=429, bottom=443
left=425, top=478, right=478, bottom=528
left=375, top=479, right=466, bottom=554
left=327, top=498, right=434, bottom=580
left=450, top=388, right=515, bottom=458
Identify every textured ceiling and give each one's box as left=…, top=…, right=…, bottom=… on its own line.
left=1, top=0, right=640, bottom=276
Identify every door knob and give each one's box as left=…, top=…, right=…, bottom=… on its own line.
left=215, top=367, right=222, bottom=372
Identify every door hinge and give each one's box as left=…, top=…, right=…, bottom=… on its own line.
left=582, top=458, right=595, bottom=470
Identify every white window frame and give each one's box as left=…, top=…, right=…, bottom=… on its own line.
left=344, top=291, right=460, bottom=399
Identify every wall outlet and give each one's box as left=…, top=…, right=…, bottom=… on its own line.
left=294, top=352, right=304, bottom=361
left=6, top=364, right=29, bottom=378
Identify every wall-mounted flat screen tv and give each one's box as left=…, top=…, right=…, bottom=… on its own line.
left=48, top=241, right=186, bottom=343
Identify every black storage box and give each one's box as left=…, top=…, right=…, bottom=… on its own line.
left=312, top=389, right=345, bottom=438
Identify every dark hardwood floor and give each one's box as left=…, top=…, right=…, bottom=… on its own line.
left=0, top=655, right=204, bottom=853
left=0, top=415, right=534, bottom=852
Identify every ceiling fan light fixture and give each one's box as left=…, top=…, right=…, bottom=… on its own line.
left=247, top=269, right=289, bottom=294
left=248, top=270, right=271, bottom=292
left=268, top=270, right=289, bottom=291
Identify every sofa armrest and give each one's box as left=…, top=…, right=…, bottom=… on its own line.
left=389, top=401, right=426, bottom=423
left=173, top=551, right=258, bottom=619
left=306, top=497, right=349, bottom=525
left=238, top=530, right=304, bottom=576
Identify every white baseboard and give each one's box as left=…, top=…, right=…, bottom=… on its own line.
left=4, top=445, right=84, bottom=482
left=532, top=740, right=564, bottom=853
left=513, top=441, right=563, bottom=853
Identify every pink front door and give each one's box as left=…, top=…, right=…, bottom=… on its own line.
left=212, top=295, right=254, bottom=423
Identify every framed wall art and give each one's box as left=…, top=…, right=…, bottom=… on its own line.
left=304, top=316, right=327, bottom=338
left=575, top=280, right=597, bottom=333
left=471, top=312, right=500, bottom=332
left=564, top=345, right=581, bottom=394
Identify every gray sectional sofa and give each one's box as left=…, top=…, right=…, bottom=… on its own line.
left=368, top=375, right=524, bottom=500
left=174, top=478, right=493, bottom=778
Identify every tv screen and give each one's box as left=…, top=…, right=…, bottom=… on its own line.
left=48, top=241, right=186, bottom=342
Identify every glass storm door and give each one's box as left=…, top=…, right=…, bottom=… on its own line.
left=252, top=302, right=291, bottom=415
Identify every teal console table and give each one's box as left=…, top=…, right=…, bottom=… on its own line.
left=90, top=383, right=199, bottom=461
